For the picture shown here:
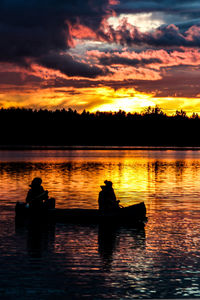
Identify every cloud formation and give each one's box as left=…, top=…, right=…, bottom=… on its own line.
left=97, top=20, right=200, bottom=48
left=0, top=0, right=112, bottom=76
left=1, top=0, right=200, bottom=113
left=37, top=53, right=109, bottom=78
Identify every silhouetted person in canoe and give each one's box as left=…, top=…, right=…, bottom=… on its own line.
left=26, top=177, right=49, bottom=210
left=98, top=180, right=120, bottom=212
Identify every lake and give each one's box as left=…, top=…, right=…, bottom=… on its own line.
left=0, top=149, right=200, bottom=299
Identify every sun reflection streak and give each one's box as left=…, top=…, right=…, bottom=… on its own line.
left=1, top=150, right=200, bottom=212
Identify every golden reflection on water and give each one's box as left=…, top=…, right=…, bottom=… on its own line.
left=0, top=150, right=200, bottom=211
left=1, top=150, right=200, bottom=298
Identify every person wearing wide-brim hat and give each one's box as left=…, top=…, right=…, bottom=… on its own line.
left=26, top=177, right=48, bottom=210
left=98, top=180, right=120, bottom=211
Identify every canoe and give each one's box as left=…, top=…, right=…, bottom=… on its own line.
left=15, top=201, right=147, bottom=226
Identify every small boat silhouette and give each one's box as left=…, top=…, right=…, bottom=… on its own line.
left=15, top=201, right=147, bottom=226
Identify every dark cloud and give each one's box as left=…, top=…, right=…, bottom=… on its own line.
left=0, top=0, right=111, bottom=76
left=99, top=55, right=162, bottom=67
left=98, top=23, right=200, bottom=48
left=38, top=53, right=109, bottom=78
left=114, top=0, right=200, bottom=14
left=1, top=0, right=200, bottom=82
left=113, top=1, right=200, bottom=34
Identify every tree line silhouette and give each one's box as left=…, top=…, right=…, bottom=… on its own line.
left=0, top=106, right=200, bottom=146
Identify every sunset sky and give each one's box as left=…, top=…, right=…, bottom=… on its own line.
left=1, top=0, right=200, bottom=114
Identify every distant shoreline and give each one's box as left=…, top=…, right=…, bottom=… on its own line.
left=1, top=145, right=200, bottom=151
left=1, top=108, right=200, bottom=147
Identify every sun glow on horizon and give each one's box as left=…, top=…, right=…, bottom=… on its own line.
left=89, top=88, right=200, bottom=116
left=1, top=86, right=200, bottom=116
left=91, top=88, right=155, bottom=112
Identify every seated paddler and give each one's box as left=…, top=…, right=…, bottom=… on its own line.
left=98, top=180, right=120, bottom=212
left=26, top=177, right=49, bottom=210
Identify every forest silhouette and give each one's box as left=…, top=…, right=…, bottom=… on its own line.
left=0, top=106, right=199, bottom=147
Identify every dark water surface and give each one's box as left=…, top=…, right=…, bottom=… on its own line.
left=0, top=150, right=200, bottom=299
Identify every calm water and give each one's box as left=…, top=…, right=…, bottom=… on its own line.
left=0, top=149, right=200, bottom=299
